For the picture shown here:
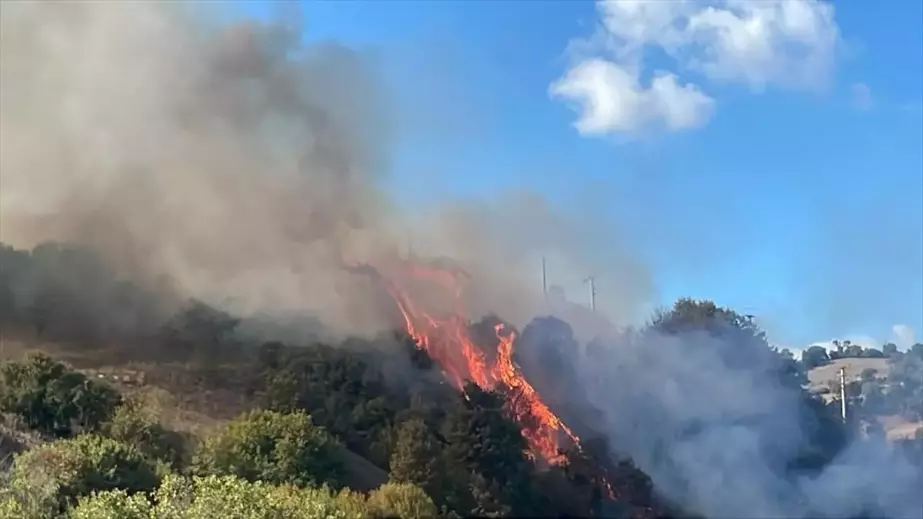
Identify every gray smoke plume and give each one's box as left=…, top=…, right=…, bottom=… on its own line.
left=570, top=324, right=922, bottom=518
left=0, top=1, right=651, bottom=340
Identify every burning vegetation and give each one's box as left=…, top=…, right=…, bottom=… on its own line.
left=379, top=257, right=579, bottom=464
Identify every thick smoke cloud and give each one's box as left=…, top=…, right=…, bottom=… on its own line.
left=569, top=326, right=922, bottom=518
left=0, top=1, right=651, bottom=339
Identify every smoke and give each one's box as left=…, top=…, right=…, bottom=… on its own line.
left=0, top=1, right=651, bottom=340
left=564, top=322, right=922, bottom=518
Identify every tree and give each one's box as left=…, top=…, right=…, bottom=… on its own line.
left=102, top=398, right=187, bottom=467
left=388, top=417, right=440, bottom=495
left=0, top=353, right=121, bottom=437
left=192, top=409, right=344, bottom=489
left=262, top=343, right=403, bottom=469
left=801, top=345, right=830, bottom=370
left=883, top=343, right=899, bottom=357
left=440, top=383, right=536, bottom=517
left=3, top=434, right=159, bottom=513
left=367, top=482, right=438, bottom=519
left=69, top=474, right=368, bottom=519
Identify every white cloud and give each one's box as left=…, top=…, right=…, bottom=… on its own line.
left=850, top=82, right=873, bottom=111
left=551, top=0, right=841, bottom=136
left=549, top=59, right=714, bottom=135
left=891, top=324, right=916, bottom=348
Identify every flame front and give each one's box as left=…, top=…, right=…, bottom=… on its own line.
left=382, top=258, right=577, bottom=463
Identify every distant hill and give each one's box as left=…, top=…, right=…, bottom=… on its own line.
left=807, top=357, right=921, bottom=441
left=807, top=357, right=890, bottom=393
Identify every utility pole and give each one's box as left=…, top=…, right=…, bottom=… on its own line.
left=542, top=256, right=547, bottom=300
left=583, top=275, right=597, bottom=312
left=839, top=366, right=848, bottom=423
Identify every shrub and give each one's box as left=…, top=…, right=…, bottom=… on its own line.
left=69, top=474, right=366, bottom=519
left=5, top=434, right=159, bottom=513
left=367, top=482, right=438, bottom=519
left=0, top=353, right=121, bottom=437
left=101, top=399, right=187, bottom=467
left=191, top=409, right=344, bottom=488
left=68, top=490, right=151, bottom=519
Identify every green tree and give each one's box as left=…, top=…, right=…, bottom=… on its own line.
left=440, top=383, right=536, bottom=517
left=192, top=409, right=344, bottom=489
left=388, top=417, right=440, bottom=493
left=801, top=345, right=830, bottom=370
left=262, top=343, right=403, bottom=469
left=367, top=482, right=438, bottom=519
left=3, top=434, right=159, bottom=514
left=101, top=398, right=187, bottom=468
left=0, top=353, right=121, bottom=437
left=69, top=474, right=367, bottom=519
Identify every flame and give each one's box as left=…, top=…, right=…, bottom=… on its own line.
left=381, top=258, right=578, bottom=463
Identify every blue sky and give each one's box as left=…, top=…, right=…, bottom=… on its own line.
left=232, top=1, right=922, bottom=350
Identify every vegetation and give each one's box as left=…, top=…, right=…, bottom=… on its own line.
left=0, top=241, right=921, bottom=518
left=69, top=475, right=436, bottom=519
left=191, top=409, right=344, bottom=489
left=0, top=353, right=121, bottom=437
left=2, top=434, right=160, bottom=515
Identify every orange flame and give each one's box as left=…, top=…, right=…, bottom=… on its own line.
left=381, top=258, right=578, bottom=463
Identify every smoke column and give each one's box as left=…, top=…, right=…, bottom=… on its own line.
left=0, top=1, right=651, bottom=339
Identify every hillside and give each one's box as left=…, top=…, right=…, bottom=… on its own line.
left=0, top=336, right=390, bottom=492
left=807, top=357, right=922, bottom=441
left=807, top=357, right=891, bottom=392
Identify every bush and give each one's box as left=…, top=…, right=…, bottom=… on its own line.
left=70, top=474, right=366, bottom=519
left=191, top=409, right=344, bottom=488
left=367, top=482, right=438, bottom=519
left=0, top=353, right=121, bottom=437
left=101, top=399, right=187, bottom=467
left=68, top=490, right=151, bottom=519
left=4, top=434, right=159, bottom=513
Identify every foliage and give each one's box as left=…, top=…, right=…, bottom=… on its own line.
left=101, top=398, right=187, bottom=468
left=3, top=434, right=159, bottom=514
left=69, top=474, right=365, bottom=519
left=5, top=241, right=923, bottom=519
left=366, top=482, right=439, bottom=519
left=191, top=409, right=344, bottom=489
left=0, top=353, right=121, bottom=437
left=882, top=345, right=923, bottom=421
left=801, top=345, right=831, bottom=370
left=388, top=417, right=440, bottom=494
left=439, top=383, right=537, bottom=517
left=261, top=343, right=405, bottom=469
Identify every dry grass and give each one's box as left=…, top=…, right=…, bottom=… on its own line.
left=806, top=357, right=891, bottom=390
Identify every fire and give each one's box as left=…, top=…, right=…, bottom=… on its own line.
left=380, top=257, right=578, bottom=463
